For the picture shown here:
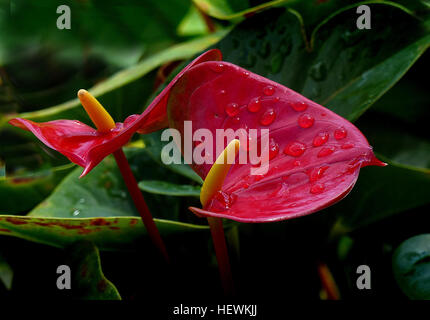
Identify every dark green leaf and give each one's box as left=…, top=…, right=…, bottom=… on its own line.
left=139, top=180, right=201, bottom=197
left=330, top=163, right=430, bottom=233
left=393, top=234, right=430, bottom=299
left=66, top=241, right=121, bottom=299
left=0, top=31, right=227, bottom=127
left=0, top=164, right=75, bottom=214
left=0, top=215, right=207, bottom=251
left=142, top=131, right=203, bottom=184
left=0, top=252, right=13, bottom=290
left=214, top=4, right=430, bottom=121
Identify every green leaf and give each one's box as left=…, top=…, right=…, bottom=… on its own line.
left=192, top=0, right=291, bottom=20
left=0, top=215, right=207, bottom=251
left=0, top=164, right=75, bottom=214
left=65, top=241, right=120, bottom=300
left=139, top=180, right=201, bottom=197
left=0, top=0, right=191, bottom=65
left=393, top=234, right=430, bottom=299
left=358, top=114, right=430, bottom=172
left=0, top=252, right=13, bottom=290
left=177, top=5, right=211, bottom=36
left=0, top=148, right=208, bottom=250
left=142, top=131, right=203, bottom=184
left=0, top=31, right=227, bottom=127
left=214, top=4, right=430, bottom=121
left=27, top=148, right=196, bottom=221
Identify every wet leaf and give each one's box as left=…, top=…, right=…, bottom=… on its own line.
left=214, top=4, right=430, bottom=121
left=0, top=148, right=208, bottom=250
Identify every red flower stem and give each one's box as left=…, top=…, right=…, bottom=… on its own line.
left=113, top=148, right=169, bottom=263
left=207, top=216, right=235, bottom=296
left=317, top=261, right=340, bottom=300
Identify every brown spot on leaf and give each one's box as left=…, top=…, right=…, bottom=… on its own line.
left=90, top=218, right=110, bottom=226
left=97, top=279, right=108, bottom=292
left=6, top=217, right=28, bottom=225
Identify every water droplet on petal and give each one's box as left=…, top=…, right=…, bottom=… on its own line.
left=232, top=116, right=241, bottom=124
left=310, top=183, right=325, bottom=194
left=341, top=143, right=354, bottom=149
left=290, top=101, right=308, bottom=111
left=293, top=160, right=301, bottom=166
left=225, top=103, right=239, bottom=117
left=309, top=166, right=329, bottom=182
left=318, top=146, right=336, bottom=157
left=243, top=71, right=250, bottom=77
left=269, top=138, right=279, bottom=160
left=260, top=108, right=276, bottom=125
left=298, top=113, right=314, bottom=128
left=247, top=97, right=261, bottom=112
left=334, top=127, right=347, bottom=140
left=214, top=191, right=237, bottom=209
left=263, top=86, right=275, bottom=96
left=210, top=63, right=225, bottom=73
left=313, top=132, right=329, bottom=146
left=284, top=141, right=306, bottom=157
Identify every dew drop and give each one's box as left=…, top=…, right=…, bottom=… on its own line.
left=247, top=97, right=261, bottom=112
left=334, top=127, right=347, bottom=140
left=313, top=132, right=329, bottom=147
left=318, top=146, right=336, bottom=157
left=293, top=160, right=301, bottom=167
left=269, top=138, right=279, bottom=160
left=310, top=183, right=325, bottom=194
left=259, top=108, right=276, bottom=125
left=232, top=116, right=241, bottom=124
left=263, top=86, right=275, bottom=96
left=72, top=209, right=80, bottom=216
left=309, top=166, right=329, bottom=182
left=243, top=71, right=250, bottom=77
left=341, top=143, right=354, bottom=149
left=298, top=113, right=314, bottom=128
left=290, top=101, right=308, bottom=111
left=214, top=191, right=237, bottom=209
left=220, top=89, right=226, bottom=95
left=210, top=63, right=225, bottom=73
left=284, top=141, right=306, bottom=157
left=225, top=103, right=240, bottom=117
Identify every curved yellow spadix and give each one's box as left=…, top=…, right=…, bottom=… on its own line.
left=77, top=89, right=116, bottom=132
left=200, top=139, right=240, bottom=207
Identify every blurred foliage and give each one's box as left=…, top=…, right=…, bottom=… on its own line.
left=0, top=0, right=429, bottom=300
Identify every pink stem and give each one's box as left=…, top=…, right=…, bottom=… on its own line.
left=113, top=149, right=169, bottom=263
left=207, top=217, right=235, bottom=296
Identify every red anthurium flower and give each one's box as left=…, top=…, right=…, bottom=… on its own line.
left=167, top=55, right=386, bottom=223
left=9, top=49, right=222, bottom=177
